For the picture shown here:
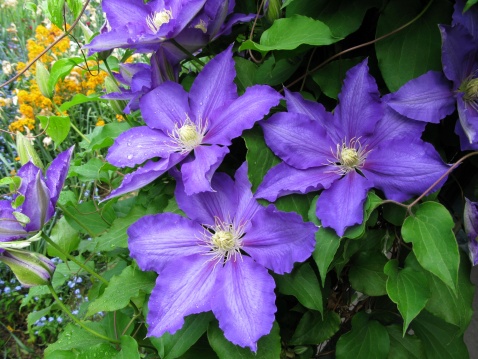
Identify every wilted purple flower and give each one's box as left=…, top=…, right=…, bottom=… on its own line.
left=106, top=46, right=281, bottom=198
left=256, top=60, right=449, bottom=236
left=384, top=0, right=478, bottom=150
left=464, top=198, right=478, bottom=265
left=127, top=163, right=316, bottom=351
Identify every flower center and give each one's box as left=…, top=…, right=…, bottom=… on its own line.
left=168, top=115, right=207, bottom=154
left=146, top=9, right=173, bottom=33
left=211, top=230, right=235, bottom=252
left=463, top=77, right=478, bottom=106
left=329, top=137, right=370, bottom=175
left=202, top=217, right=245, bottom=264
left=340, top=147, right=360, bottom=168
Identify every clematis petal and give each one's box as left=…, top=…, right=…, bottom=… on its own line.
left=256, top=162, right=340, bottom=202
left=0, top=201, right=27, bottom=241
left=147, top=254, right=218, bottom=338
left=316, top=171, right=373, bottom=237
left=160, top=0, right=208, bottom=37
left=204, top=85, right=281, bottom=145
left=384, top=71, right=455, bottom=123
left=189, top=45, right=238, bottom=122
left=85, top=23, right=146, bottom=54
left=457, top=95, right=478, bottom=145
left=363, top=138, right=449, bottom=202
left=45, top=146, right=74, bottom=205
left=106, top=154, right=185, bottom=200
left=243, top=206, right=316, bottom=274
left=128, top=213, right=206, bottom=273
left=334, top=59, right=383, bottom=138
left=140, top=81, right=191, bottom=132
left=22, top=170, right=52, bottom=232
left=455, top=120, right=478, bottom=151
left=106, top=126, right=173, bottom=167
left=453, top=0, right=478, bottom=40
left=232, top=163, right=261, bottom=226
left=464, top=198, right=478, bottom=242
left=212, top=256, right=276, bottom=352
left=260, top=112, right=336, bottom=169
left=102, top=0, right=150, bottom=29
left=174, top=168, right=237, bottom=224
left=181, top=145, right=230, bottom=195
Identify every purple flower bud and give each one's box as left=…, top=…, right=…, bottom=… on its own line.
left=464, top=198, right=478, bottom=265
left=0, top=250, right=55, bottom=287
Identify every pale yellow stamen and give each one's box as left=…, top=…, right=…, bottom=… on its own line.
left=168, top=115, right=207, bottom=154
left=328, top=137, right=371, bottom=175
left=146, top=9, right=173, bottom=33
left=194, top=19, right=208, bottom=34
left=211, top=231, right=235, bottom=252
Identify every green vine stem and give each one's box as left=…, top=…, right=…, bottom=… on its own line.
left=48, top=283, right=120, bottom=344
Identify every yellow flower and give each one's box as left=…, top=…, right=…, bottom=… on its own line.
left=96, top=118, right=105, bottom=127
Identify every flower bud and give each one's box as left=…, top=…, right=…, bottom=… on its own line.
left=0, top=250, right=55, bottom=287
left=264, top=0, right=282, bottom=23
left=36, top=61, right=54, bottom=99
left=104, top=77, right=126, bottom=115
left=16, top=131, right=44, bottom=169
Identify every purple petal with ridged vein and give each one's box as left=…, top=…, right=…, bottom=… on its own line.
left=106, top=153, right=185, bottom=200
left=128, top=213, right=205, bottom=273
left=464, top=198, right=478, bottom=242
left=232, top=163, right=261, bottom=226
left=189, top=45, right=238, bottom=122
left=107, top=127, right=173, bottom=168
left=45, top=146, right=74, bottom=205
left=261, top=112, right=335, bottom=169
left=174, top=169, right=237, bottom=224
left=0, top=201, right=26, bottom=241
left=243, top=206, right=316, bottom=274
left=102, top=0, right=150, bottom=29
left=212, top=256, right=276, bottom=352
left=255, top=162, right=339, bottom=202
left=22, top=171, right=52, bottom=232
left=457, top=95, right=478, bottom=145
left=181, top=145, right=229, bottom=195
left=84, top=23, right=146, bottom=54
left=453, top=0, right=478, bottom=39
left=362, top=138, right=449, bottom=202
left=384, top=71, right=455, bottom=123
left=163, top=0, right=208, bottom=36
left=147, top=254, right=218, bottom=337
left=205, top=85, right=281, bottom=145
left=334, top=59, right=382, bottom=139
left=140, top=81, right=191, bottom=132
left=317, top=171, right=372, bottom=237
left=455, top=121, right=478, bottom=151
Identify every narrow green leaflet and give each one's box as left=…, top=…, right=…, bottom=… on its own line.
left=239, top=15, right=339, bottom=54
left=336, top=312, right=390, bottom=359
left=151, top=313, right=214, bottom=359
left=349, top=251, right=388, bottom=296
left=411, top=311, right=469, bottom=359
left=465, top=0, right=478, bottom=11
left=38, top=115, right=71, bottom=146
left=207, top=321, right=280, bottom=359
left=289, top=310, right=340, bottom=345
left=47, top=216, right=80, bottom=260
left=401, top=202, right=460, bottom=293
left=59, top=93, right=104, bottom=112
left=386, top=325, right=425, bottom=359
left=312, top=227, right=341, bottom=286
left=383, top=260, right=430, bottom=335
left=65, top=0, right=82, bottom=18
left=47, top=0, right=66, bottom=28
left=86, top=265, right=156, bottom=316
left=273, top=262, right=323, bottom=313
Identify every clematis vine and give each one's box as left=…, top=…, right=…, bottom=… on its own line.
left=127, top=163, right=317, bottom=351
left=464, top=198, right=478, bottom=266
left=384, top=0, right=478, bottom=150
left=106, top=45, right=281, bottom=198
left=256, top=60, right=450, bottom=236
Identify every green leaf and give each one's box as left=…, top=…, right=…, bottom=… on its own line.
left=344, top=191, right=383, bottom=239
left=65, top=0, right=82, bottom=17
left=384, top=260, right=430, bottom=335
left=273, top=193, right=315, bottom=221
left=243, top=127, right=280, bottom=192
left=59, top=93, right=104, bottom=112
left=273, top=262, right=323, bottom=313
left=48, top=58, right=84, bottom=92
left=86, top=265, right=156, bottom=316
left=311, top=58, right=363, bottom=99
left=234, top=57, right=257, bottom=93
left=115, top=336, right=140, bottom=359
left=69, top=157, right=114, bottom=182
left=62, top=201, right=116, bottom=237
left=208, top=321, right=280, bottom=358
left=401, top=202, right=460, bottom=293
left=412, top=311, right=469, bottom=359
left=375, top=0, right=453, bottom=91
left=386, top=324, right=425, bottom=359
left=44, top=323, right=108, bottom=355
left=0, top=175, right=21, bottom=190
left=254, top=54, right=302, bottom=86
left=312, top=227, right=341, bottom=286
left=336, top=312, right=390, bottom=359
left=239, top=15, right=339, bottom=54
left=349, top=251, right=388, bottom=296
left=465, top=0, right=478, bottom=11
left=290, top=310, right=340, bottom=345
left=47, top=216, right=80, bottom=261
left=151, top=313, right=214, bottom=359
left=38, top=115, right=71, bottom=146
left=47, top=0, right=65, bottom=28
left=82, top=121, right=131, bottom=151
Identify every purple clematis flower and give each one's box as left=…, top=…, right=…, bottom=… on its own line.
left=106, top=45, right=281, bottom=198
left=256, top=59, right=449, bottom=236
left=0, top=146, right=74, bottom=249
left=464, top=198, right=478, bottom=266
left=384, top=0, right=478, bottom=150
left=127, top=163, right=317, bottom=351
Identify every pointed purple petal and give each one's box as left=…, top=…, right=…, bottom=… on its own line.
left=180, top=145, right=229, bottom=195
left=384, top=71, right=455, bottom=123
left=243, top=206, right=316, bottom=274
left=317, top=172, right=373, bottom=237
left=140, top=81, right=191, bottom=132
left=45, top=146, right=74, bottom=205
left=189, top=45, right=238, bottom=121
left=22, top=170, right=52, bottom=232
left=147, top=254, right=218, bottom=337
left=0, top=201, right=27, bottom=241
left=260, top=112, right=336, bottom=169
left=464, top=198, right=478, bottom=241
left=453, top=0, right=478, bottom=39
left=128, top=213, right=205, bottom=272
left=106, top=127, right=173, bottom=168
left=334, top=59, right=383, bottom=138
left=214, top=13, right=255, bottom=39
left=455, top=120, right=478, bottom=151
left=106, top=154, right=185, bottom=200
left=84, top=23, right=146, bottom=54
left=255, top=162, right=340, bottom=202
left=212, top=256, right=276, bottom=352
left=204, top=85, right=281, bottom=145
left=457, top=95, right=478, bottom=144
left=232, top=163, right=262, bottom=225
left=102, top=0, right=149, bottom=29
left=363, top=138, right=449, bottom=202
